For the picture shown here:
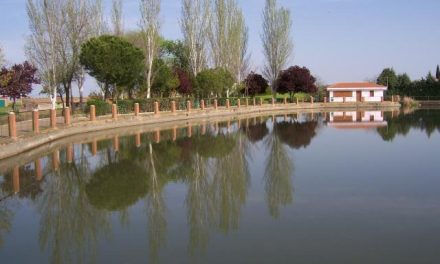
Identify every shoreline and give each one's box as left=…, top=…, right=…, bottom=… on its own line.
left=0, top=102, right=400, bottom=162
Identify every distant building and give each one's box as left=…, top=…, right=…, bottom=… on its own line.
left=327, top=82, right=387, bottom=103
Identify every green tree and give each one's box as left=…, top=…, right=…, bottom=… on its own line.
left=377, top=68, right=398, bottom=94
left=159, top=39, right=190, bottom=71
left=195, top=68, right=234, bottom=97
left=436, top=65, right=440, bottom=81
left=396, top=73, right=411, bottom=95
left=80, top=35, right=145, bottom=99
left=150, top=59, right=180, bottom=97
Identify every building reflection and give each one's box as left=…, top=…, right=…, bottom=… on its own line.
left=326, top=111, right=387, bottom=129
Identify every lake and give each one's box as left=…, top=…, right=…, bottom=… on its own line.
left=0, top=108, right=440, bottom=264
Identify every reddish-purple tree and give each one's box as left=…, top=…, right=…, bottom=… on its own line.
left=175, top=68, right=192, bottom=96
left=0, top=61, right=39, bottom=109
left=275, top=66, right=317, bottom=95
left=244, top=72, right=268, bottom=96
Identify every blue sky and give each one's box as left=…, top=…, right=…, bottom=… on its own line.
left=0, top=0, right=439, bottom=95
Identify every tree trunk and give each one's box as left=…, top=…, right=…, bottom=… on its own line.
left=58, top=90, right=65, bottom=109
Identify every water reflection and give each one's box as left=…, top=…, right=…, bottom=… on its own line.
left=0, top=109, right=439, bottom=262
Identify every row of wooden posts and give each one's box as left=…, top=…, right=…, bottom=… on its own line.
left=7, top=97, right=324, bottom=139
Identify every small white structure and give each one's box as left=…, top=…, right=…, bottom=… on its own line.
left=326, top=111, right=387, bottom=129
left=327, top=82, right=387, bottom=103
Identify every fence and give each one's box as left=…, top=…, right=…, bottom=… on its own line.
left=1, top=94, right=389, bottom=140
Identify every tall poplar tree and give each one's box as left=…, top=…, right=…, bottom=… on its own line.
left=261, top=0, right=293, bottom=91
left=180, top=0, right=211, bottom=77
left=139, top=0, right=161, bottom=99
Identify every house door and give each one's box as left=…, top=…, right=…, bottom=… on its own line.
left=356, top=91, right=362, bottom=102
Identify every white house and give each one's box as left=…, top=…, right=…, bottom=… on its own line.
left=327, top=82, right=387, bottom=103
left=326, top=111, right=387, bottom=129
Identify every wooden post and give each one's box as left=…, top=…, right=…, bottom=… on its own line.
left=253, top=98, right=256, bottom=106
left=259, top=98, right=263, bottom=106
left=52, top=150, right=59, bottom=171
left=324, top=97, right=327, bottom=103
left=90, top=105, right=96, bottom=121
left=171, top=100, right=176, bottom=113
left=272, top=97, right=275, bottom=106
left=187, top=100, right=191, bottom=112
left=154, top=130, right=161, bottom=143
left=134, top=103, right=140, bottom=116
left=214, top=99, right=218, bottom=110
left=112, top=104, right=117, bottom=119
left=35, top=158, right=42, bottom=181
left=311, top=96, right=314, bottom=104
left=92, top=139, right=98, bottom=156
left=283, top=97, right=287, bottom=104
left=200, top=99, right=205, bottom=110
left=154, top=101, right=160, bottom=115
left=201, top=123, right=206, bottom=135
left=66, top=144, right=73, bottom=163
left=172, top=126, right=177, bottom=141
left=64, top=107, right=71, bottom=125
left=187, top=125, right=192, bottom=138
left=296, top=97, right=299, bottom=104
left=113, top=136, right=119, bottom=152
left=226, top=99, right=230, bottom=109
left=237, top=99, right=241, bottom=108
left=13, top=166, right=19, bottom=194
left=246, top=98, right=249, bottom=107
left=135, top=132, right=141, bottom=147
left=33, top=109, right=40, bottom=134
left=8, top=112, right=17, bottom=139
left=50, top=109, right=56, bottom=128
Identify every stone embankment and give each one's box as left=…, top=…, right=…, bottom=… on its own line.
left=0, top=101, right=400, bottom=160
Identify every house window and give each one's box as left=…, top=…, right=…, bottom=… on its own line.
left=370, top=91, right=374, bottom=97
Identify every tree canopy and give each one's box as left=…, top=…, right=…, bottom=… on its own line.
left=80, top=35, right=145, bottom=99
left=244, top=72, right=268, bottom=96
left=195, top=68, right=234, bottom=97
left=436, top=65, right=440, bottom=80
left=275, top=66, right=317, bottom=94
left=0, top=61, right=39, bottom=108
left=377, top=68, right=398, bottom=93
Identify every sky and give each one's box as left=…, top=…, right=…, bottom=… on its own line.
left=0, top=0, right=439, bottom=96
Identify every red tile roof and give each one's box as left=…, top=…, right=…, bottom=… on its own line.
left=328, top=82, right=386, bottom=89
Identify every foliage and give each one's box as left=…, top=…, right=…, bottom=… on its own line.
left=80, top=35, right=145, bottom=99
left=377, top=68, right=398, bottom=93
left=175, top=68, right=192, bottom=95
left=243, top=72, right=268, bottom=96
left=275, top=66, right=317, bottom=95
left=275, top=120, right=318, bottom=149
left=0, top=61, right=39, bottom=108
left=86, top=159, right=149, bottom=211
left=261, top=0, right=293, bottom=88
left=160, top=39, right=190, bottom=71
left=86, top=99, right=111, bottom=116
left=436, top=65, right=440, bottom=80
left=150, top=59, right=180, bottom=97
left=195, top=68, right=234, bottom=97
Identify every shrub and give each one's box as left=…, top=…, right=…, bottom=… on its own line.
left=86, top=99, right=111, bottom=116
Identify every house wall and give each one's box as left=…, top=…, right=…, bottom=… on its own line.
left=329, top=90, right=384, bottom=102
left=329, top=111, right=384, bottom=122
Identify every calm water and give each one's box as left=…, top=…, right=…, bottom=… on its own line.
left=0, top=109, right=440, bottom=264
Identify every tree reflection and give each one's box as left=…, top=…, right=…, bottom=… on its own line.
left=241, top=117, right=270, bottom=143
left=378, top=109, right=440, bottom=141
left=275, top=120, right=318, bottom=149
left=264, top=118, right=294, bottom=218
left=38, top=148, right=110, bottom=264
